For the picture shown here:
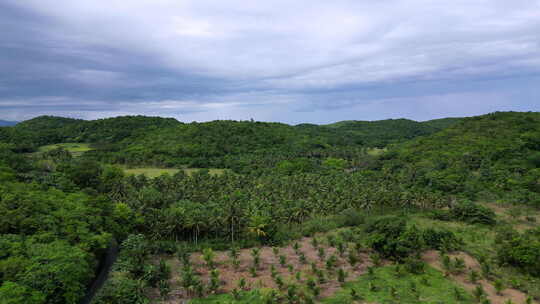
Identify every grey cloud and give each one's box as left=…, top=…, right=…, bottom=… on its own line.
left=0, top=0, right=539, bottom=122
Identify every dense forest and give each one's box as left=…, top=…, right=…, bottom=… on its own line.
left=1, top=112, right=539, bottom=304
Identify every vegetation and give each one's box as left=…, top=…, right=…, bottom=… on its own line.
left=0, top=111, right=539, bottom=303
left=322, top=265, right=475, bottom=304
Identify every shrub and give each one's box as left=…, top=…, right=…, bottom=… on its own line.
left=449, top=201, right=496, bottom=225
left=497, top=228, right=540, bottom=276
left=366, top=216, right=424, bottom=260
left=422, top=227, right=462, bottom=251
left=403, top=257, right=426, bottom=274
left=336, top=208, right=365, bottom=227
left=93, top=272, right=148, bottom=304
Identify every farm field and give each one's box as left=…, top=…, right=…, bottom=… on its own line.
left=144, top=204, right=540, bottom=304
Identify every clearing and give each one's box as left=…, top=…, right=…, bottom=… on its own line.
left=123, top=167, right=227, bottom=178
left=37, top=143, right=93, bottom=157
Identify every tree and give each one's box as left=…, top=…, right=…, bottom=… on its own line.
left=19, top=241, right=92, bottom=304
left=0, top=282, right=46, bottom=304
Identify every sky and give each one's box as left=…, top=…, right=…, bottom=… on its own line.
left=1, top=0, right=539, bottom=124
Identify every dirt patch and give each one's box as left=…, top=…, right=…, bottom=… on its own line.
left=156, top=235, right=374, bottom=303
left=422, top=250, right=536, bottom=304
left=480, top=202, right=540, bottom=231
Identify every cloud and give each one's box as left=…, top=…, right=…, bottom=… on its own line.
left=0, top=0, right=539, bottom=123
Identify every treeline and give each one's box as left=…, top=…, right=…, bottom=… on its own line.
left=0, top=115, right=460, bottom=169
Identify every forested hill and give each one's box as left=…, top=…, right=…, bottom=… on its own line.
left=0, top=115, right=179, bottom=152
left=316, top=117, right=463, bottom=147
left=381, top=111, right=540, bottom=204
left=0, top=115, right=462, bottom=168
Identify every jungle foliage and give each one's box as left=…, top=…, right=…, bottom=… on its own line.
left=0, top=111, right=539, bottom=303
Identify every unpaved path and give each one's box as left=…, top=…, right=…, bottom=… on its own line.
left=422, top=250, right=536, bottom=304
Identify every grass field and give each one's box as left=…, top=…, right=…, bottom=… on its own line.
left=322, top=265, right=474, bottom=304
left=366, top=147, right=387, bottom=156
left=123, top=167, right=227, bottom=178
left=37, top=143, right=93, bottom=157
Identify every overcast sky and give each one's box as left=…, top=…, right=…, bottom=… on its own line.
left=1, top=0, right=539, bottom=124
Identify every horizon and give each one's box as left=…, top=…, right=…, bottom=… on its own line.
left=1, top=1, right=539, bottom=124
left=7, top=110, right=539, bottom=126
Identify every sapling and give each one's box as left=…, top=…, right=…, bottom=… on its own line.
left=326, top=234, right=336, bottom=247
left=299, top=252, right=307, bottom=264
left=337, top=268, right=348, bottom=284
left=251, top=248, right=261, bottom=269
left=249, top=266, right=258, bottom=277
left=454, top=287, right=463, bottom=300
left=279, top=254, right=287, bottom=267
left=202, top=248, right=215, bottom=269
left=473, top=285, right=485, bottom=302
left=317, top=247, right=326, bottom=261
left=337, top=242, right=346, bottom=257
left=453, top=257, right=465, bottom=274
left=292, top=242, right=301, bottom=253
left=469, top=270, right=479, bottom=283
left=350, top=288, right=363, bottom=301
left=238, top=277, right=247, bottom=290
left=311, top=237, right=319, bottom=249
left=348, top=252, right=359, bottom=267
left=275, top=275, right=285, bottom=290
left=494, top=280, right=504, bottom=295
left=287, top=264, right=294, bottom=274
left=270, top=264, right=278, bottom=278
left=326, top=255, right=338, bottom=271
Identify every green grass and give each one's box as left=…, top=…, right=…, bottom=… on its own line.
left=37, top=143, right=92, bottom=157
left=409, top=212, right=540, bottom=300
left=123, top=167, right=227, bottom=178
left=189, top=289, right=270, bottom=304
left=367, top=147, right=387, bottom=156
left=322, top=265, right=474, bottom=304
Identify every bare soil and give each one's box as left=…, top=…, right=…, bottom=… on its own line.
left=157, top=235, right=374, bottom=303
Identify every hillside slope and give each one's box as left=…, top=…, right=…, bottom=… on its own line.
left=382, top=111, right=540, bottom=205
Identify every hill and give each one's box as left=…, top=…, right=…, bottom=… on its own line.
left=321, top=118, right=459, bottom=147
left=1, top=115, right=462, bottom=170
left=382, top=111, right=540, bottom=205
left=0, top=115, right=179, bottom=152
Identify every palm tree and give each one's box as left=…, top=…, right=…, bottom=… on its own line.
left=247, top=214, right=269, bottom=239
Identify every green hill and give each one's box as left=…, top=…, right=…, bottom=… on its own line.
left=382, top=111, right=540, bottom=205
left=1, top=115, right=463, bottom=169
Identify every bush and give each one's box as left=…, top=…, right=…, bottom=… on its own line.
left=449, top=201, right=496, bottom=225
left=422, top=227, right=462, bottom=251
left=92, top=272, right=148, bottom=304
left=497, top=228, right=540, bottom=276
left=366, top=216, right=424, bottom=260
left=300, top=216, right=340, bottom=236
left=336, top=208, right=365, bottom=227
left=403, top=257, right=426, bottom=274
